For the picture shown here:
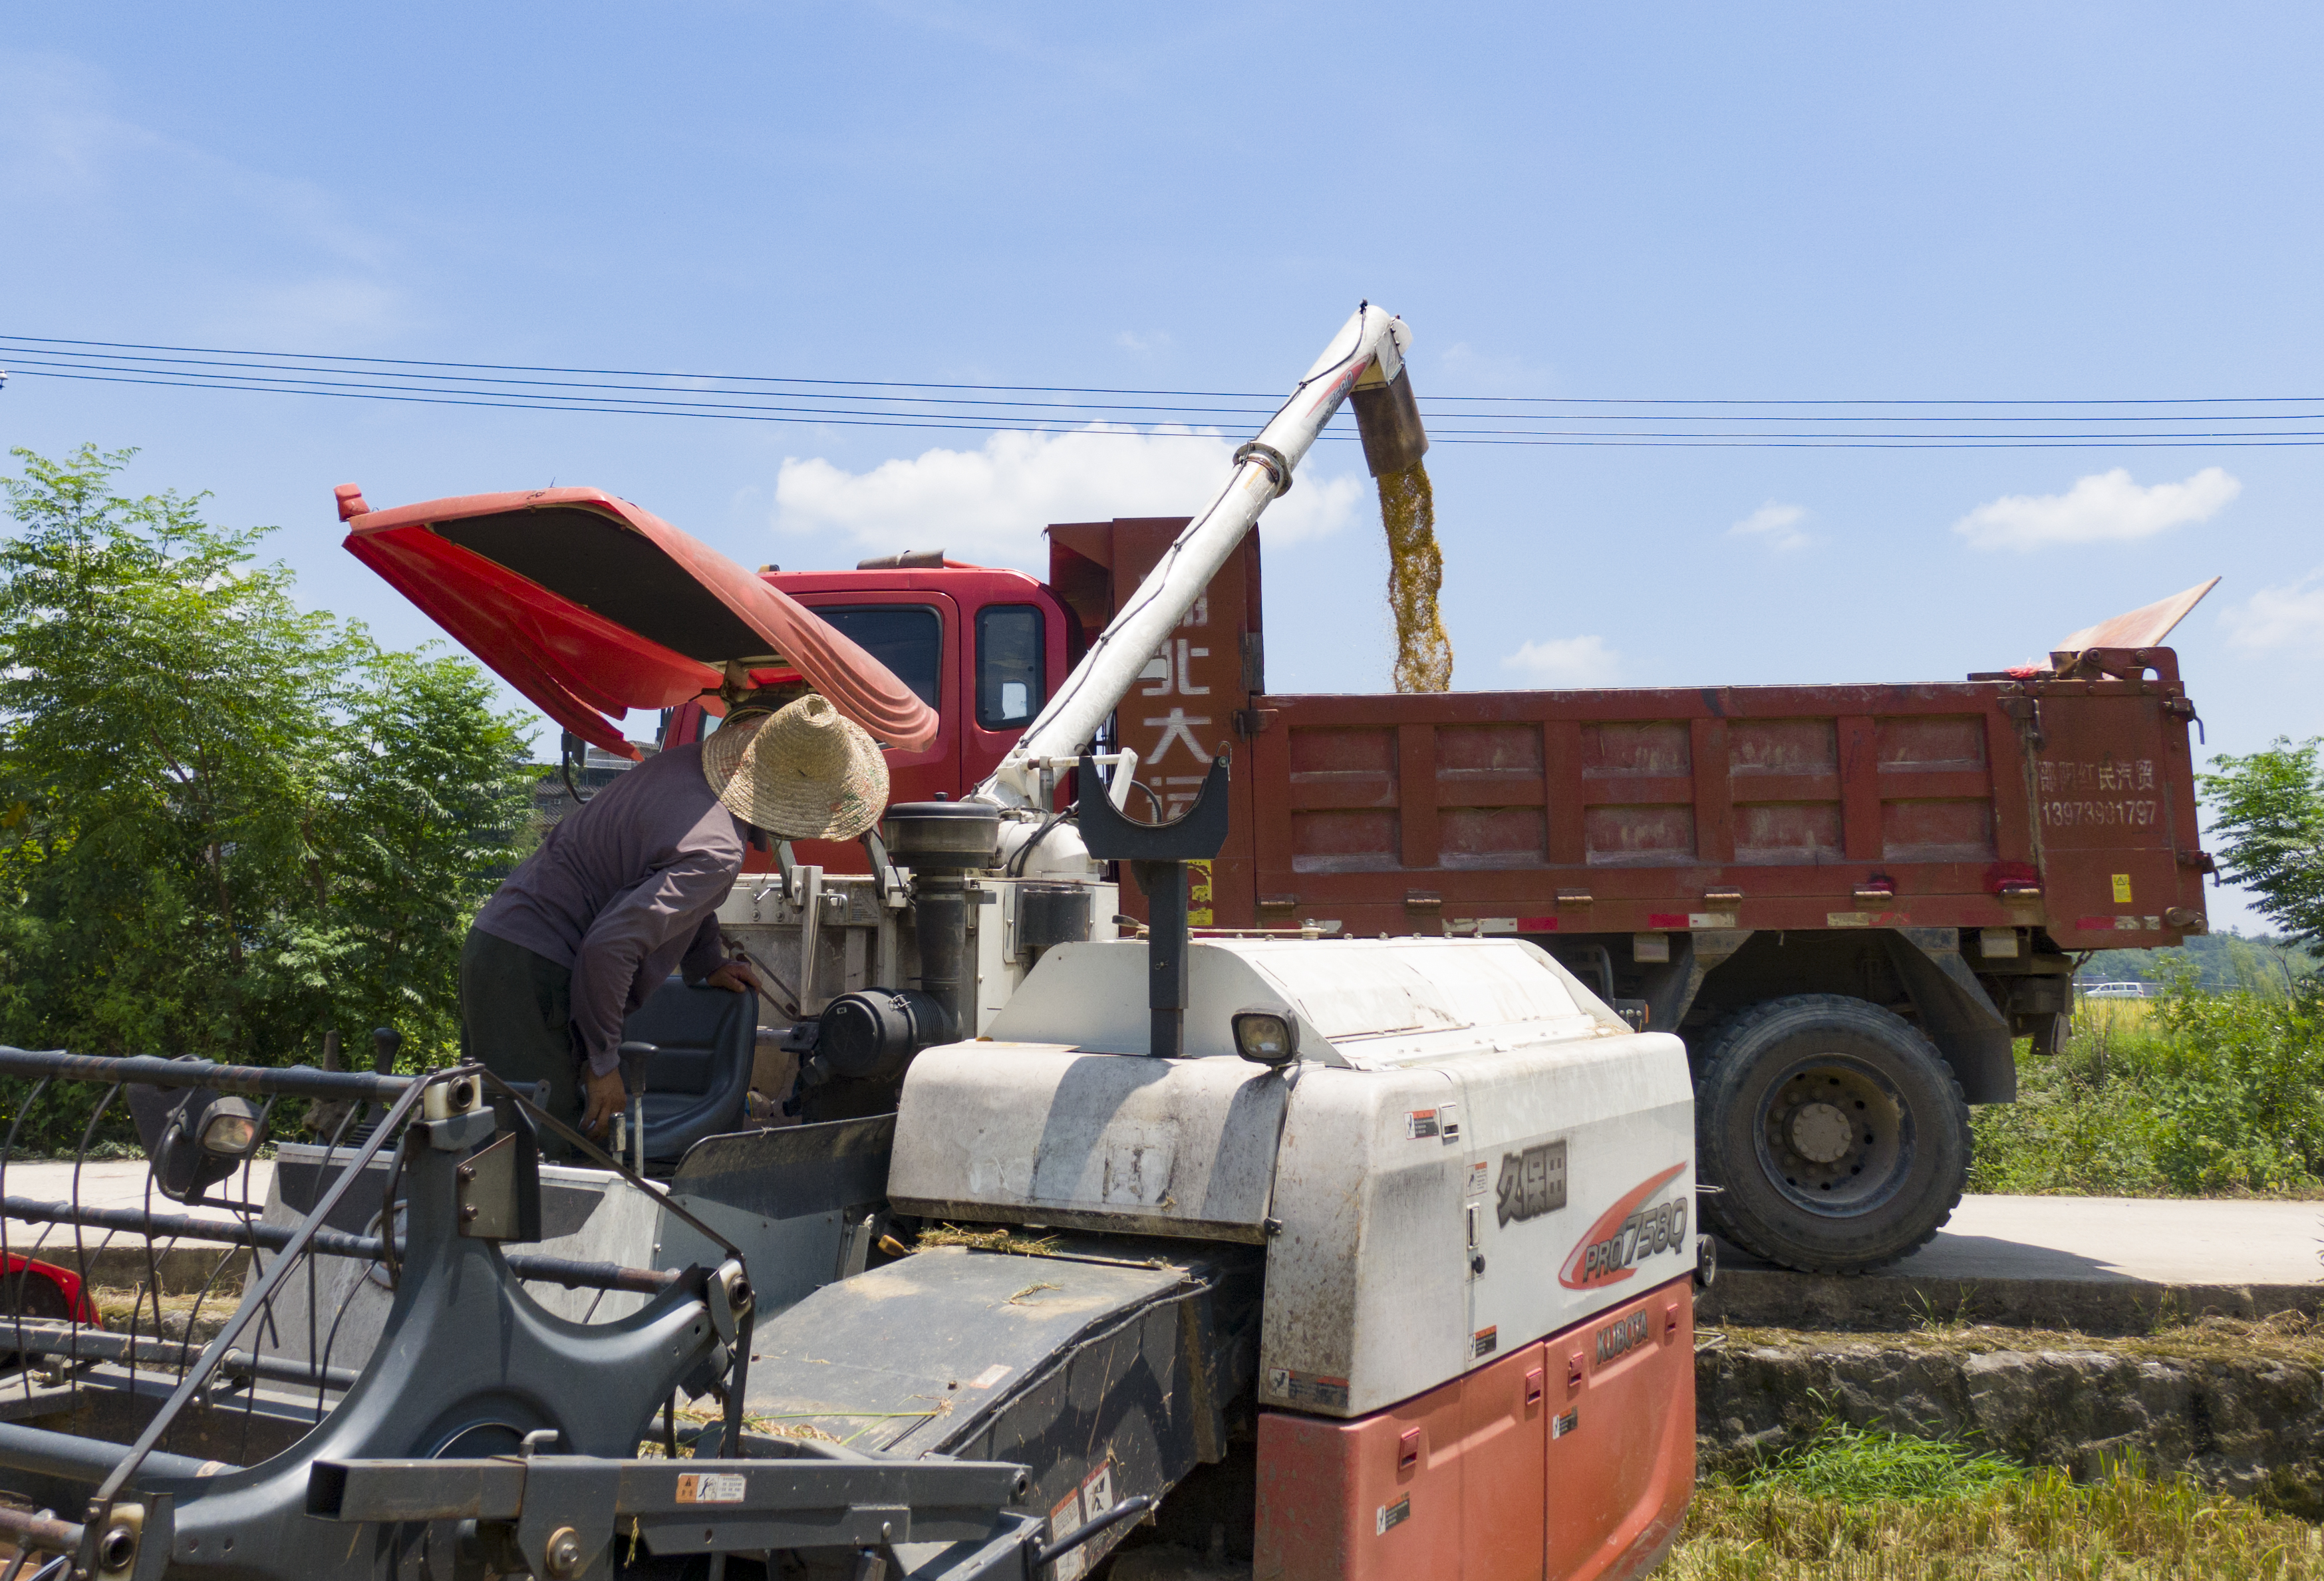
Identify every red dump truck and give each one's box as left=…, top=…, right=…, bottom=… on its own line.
left=655, top=519, right=2212, bottom=1273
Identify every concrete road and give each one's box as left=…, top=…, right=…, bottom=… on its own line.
left=1903, top=1193, right=2321, bottom=1286
left=3, top=1159, right=275, bottom=1215
left=1707, top=1191, right=2322, bottom=1331
left=1721, top=1192, right=2321, bottom=1286
left=1, top=1159, right=276, bottom=1264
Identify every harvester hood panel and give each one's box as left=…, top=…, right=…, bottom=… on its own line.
left=342, top=486, right=939, bottom=758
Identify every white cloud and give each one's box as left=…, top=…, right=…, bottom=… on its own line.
left=770, top=425, right=1365, bottom=569
left=1114, top=329, right=1169, bottom=353
left=1501, top=635, right=1620, bottom=687
left=2226, top=567, right=2324, bottom=654
left=1729, top=500, right=1811, bottom=551
left=1952, top=467, right=2241, bottom=552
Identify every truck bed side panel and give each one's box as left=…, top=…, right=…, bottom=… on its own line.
left=1243, top=671, right=2204, bottom=950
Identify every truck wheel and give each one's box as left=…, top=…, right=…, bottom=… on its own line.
left=1694, top=994, right=1969, bottom=1274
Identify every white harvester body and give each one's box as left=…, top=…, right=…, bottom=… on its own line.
left=891, top=936, right=1692, bottom=1421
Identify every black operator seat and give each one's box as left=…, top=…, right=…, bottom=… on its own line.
left=619, top=977, right=757, bottom=1166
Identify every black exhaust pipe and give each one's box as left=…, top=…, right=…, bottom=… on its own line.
left=879, top=801, right=1002, bottom=1040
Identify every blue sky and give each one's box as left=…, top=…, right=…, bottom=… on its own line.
left=5, top=3, right=2319, bottom=931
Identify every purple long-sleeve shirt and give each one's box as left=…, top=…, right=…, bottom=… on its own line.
left=472, top=743, right=744, bottom=1076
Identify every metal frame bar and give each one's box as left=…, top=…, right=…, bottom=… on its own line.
left=0, top=1195, right=684, bottom=1296
left=80, top=1064, right=445, bottom=1555
left=0, top=1048, right=412, bottom=1103
left=474, top=1071, right=758, bottom=1452
left=0, top=1319, right=360, bottom=1393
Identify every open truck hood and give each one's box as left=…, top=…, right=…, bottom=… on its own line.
left=337, top=484, right=937, bottom=759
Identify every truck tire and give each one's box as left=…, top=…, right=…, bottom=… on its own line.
left=1694, top=994, right=1969, bottom=1274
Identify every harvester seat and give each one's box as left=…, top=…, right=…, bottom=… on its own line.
left=619, top=978, right=757, bottom=1166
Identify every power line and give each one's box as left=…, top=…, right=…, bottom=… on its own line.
left=14, top=347, right=2324, bottom=425
left=0, top=347, right=1286, bottom=418
left=10, top=333, right=2324, bottom=448
left=23, top=368, right=2323, bottom=450
left=9, top=333, right=2322, bottom=405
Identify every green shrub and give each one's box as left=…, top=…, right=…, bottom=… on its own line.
left=1971, top=965, right=2324, bottom=1197
left=0, top=446, right=534, bottom=1154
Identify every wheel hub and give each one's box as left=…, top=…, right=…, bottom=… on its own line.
left=1787, top=1101, right=1853, bottom=1163
left=1755, top=1057, right=1912, bottom=1214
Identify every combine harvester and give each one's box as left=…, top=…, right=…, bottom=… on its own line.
left=0, top=306, right=1700, bottom=1580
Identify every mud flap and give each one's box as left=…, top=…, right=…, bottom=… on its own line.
left=1881, top=929, right=2017, bottom=1104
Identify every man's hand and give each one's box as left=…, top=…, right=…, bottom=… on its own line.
left=704, top=958, right=761, bottom=994
left=580, top=1064, right=628, bottom=1141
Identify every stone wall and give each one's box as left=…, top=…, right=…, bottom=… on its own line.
left=1698, top=1336, right=2324, bottom=1515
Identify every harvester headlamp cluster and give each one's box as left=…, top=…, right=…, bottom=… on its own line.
left=195, top=1101, right=261, bottom=1158
left=1231, top=1008, right=1300, bottom=1066
left=124, top=1058, right=271, bottom=1205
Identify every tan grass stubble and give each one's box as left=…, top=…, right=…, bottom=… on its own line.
left=1670, top=1473, right=2324, bottom=1580
left=1378, top=462, right=1453, bottom=693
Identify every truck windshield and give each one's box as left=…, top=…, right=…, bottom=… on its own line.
left=976, top=605, right=1045, bottom=729
left=812, top=605, right=943, bottom=710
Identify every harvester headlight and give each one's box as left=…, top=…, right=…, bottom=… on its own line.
left=1231, top=1009, right=1300, bottom=1066
left=196, top=1099, right=262, bottom=1159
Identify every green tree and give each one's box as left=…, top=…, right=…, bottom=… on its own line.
left=0, top=444, right=532, bottom=1096
left=2200, top=738, right=2324, bottom=946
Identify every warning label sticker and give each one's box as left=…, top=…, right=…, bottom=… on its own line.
left=1042, top=1459, right=1119, bottom=1580
left=1048, top=1486, right=1089, bottom=1580
left=1376, top=1495, right=1411, bottom=1536
left=1267, top=1367, right=1350, bottom=1411
left=675, top=1471, right=746, bottom=1505
left=1080, top=1460, right=1115, bottom=1520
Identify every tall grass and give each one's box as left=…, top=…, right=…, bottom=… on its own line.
left=1745, top=1419, right=2025, bottom=1503
left=1675, top=1473, right=2324, bottom=1580
left=1675, top=1421, right=2324, bottom=1579
left=1971, top=967, right=2324, bottom=1197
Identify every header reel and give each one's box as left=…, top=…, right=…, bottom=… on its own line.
left=0, top=1049, right=1064, bottom=1581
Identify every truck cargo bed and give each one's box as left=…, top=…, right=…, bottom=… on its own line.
left=1235, top=655, right=2205, bottom=952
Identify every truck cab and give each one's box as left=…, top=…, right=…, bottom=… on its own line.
left=661, top=563, right=1074, bottom=873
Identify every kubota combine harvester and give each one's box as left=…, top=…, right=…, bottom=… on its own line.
left=0, top=307, right=1700, bottom=1580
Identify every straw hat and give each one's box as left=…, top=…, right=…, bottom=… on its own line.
left=701, top=694, right=889, bottom=841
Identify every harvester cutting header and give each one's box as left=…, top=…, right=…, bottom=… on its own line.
left=0, top=307, right=1701, bottom=1581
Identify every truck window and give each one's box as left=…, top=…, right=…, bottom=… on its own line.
left=812, top=605, right=943, bottom=709
left=976, top=605, right=1045, bottom=729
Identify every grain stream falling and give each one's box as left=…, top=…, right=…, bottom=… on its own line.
left=1378, top=461, right=1453, bottom=692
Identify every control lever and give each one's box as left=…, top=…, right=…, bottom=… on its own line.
left=616, top=1040, right=656, bottom=1175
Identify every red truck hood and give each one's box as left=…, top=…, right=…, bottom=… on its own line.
left=339, top=486, right=938, bottom=759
